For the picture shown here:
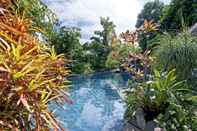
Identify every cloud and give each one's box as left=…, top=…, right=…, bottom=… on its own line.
left=43, top=0, right=170, bottom=42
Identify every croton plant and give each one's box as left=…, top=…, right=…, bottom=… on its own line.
left=0, top=1, right=70, bottom=130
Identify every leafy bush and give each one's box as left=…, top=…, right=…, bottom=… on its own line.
left=0, top=2, right=70, bottom=130
left=154, top=32, right=197, bottom=82
left=83, top=41, right=110, bottom=71
left=49, top=27, right=81, bottom=56
left=125, top=69, right=196, bottom=130
left=106, top=44, right=141, bottom=69
left=106, top=52, right=120, bottom=69
left=156, top=97, right=197, bottom=131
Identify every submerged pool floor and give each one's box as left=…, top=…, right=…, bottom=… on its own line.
left=50, top=72, right=130, bottom=131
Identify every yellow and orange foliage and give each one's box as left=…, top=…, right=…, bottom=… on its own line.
left=142, top=20, right=159, bottom=32
left=120, top=20, right=158, bottom=45
left=0, top=1, right=70, bottom=130
left=122, top=50, right=153, bottom=80
left=120, top=20, right=157, bottom=80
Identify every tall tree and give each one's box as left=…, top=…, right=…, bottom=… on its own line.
left=91, top=17, right=116, bottom=46
left=135, top=0, right=164, bottom=51
left=136, top=0, right=164, bottom=28
left=161, top=0, right=197, bottom=31
left=48, top=27, right=81, bottom=56
left=84, top=17, right=117, bottom=70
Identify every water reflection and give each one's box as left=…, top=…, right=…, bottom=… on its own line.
left=50, top=72, right=130, bottom=131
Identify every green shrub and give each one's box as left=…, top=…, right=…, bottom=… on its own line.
left=154, top=31, right=197, bottom=82
left=105, top=51, right=121, bottom=69
left=125, top=69, right=196, bottom=130
left=83, top=63, right=93, bottom=74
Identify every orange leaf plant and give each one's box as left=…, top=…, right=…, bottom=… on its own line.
left=0, top=1, right=70, bottom=130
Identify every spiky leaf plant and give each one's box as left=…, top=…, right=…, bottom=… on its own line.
left=0, top=1, right=70, bottom=130
left=125, top=69, right=196, bottom=130
left=154, top=31, right=197, bottom=82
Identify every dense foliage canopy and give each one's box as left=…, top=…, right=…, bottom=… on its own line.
left=136, top=0, right=164, bottom=28
left=161, top=0, right=197, bottom=32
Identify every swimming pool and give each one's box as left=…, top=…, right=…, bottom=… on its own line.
left=50, top=72, right=130, bottom=131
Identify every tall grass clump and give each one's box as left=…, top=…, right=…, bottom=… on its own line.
left=0, top=1, right=70, bottom=130
left=154, top=31, right=197, bottom=82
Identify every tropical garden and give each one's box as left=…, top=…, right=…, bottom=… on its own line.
left=0, top=0, right=196, bottom=130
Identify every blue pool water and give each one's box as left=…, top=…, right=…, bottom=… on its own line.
left=50, top=72, right=130, bottom=131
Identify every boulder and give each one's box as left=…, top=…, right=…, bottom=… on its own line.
left=144, top=121, right=159, bottom=131
left=189, top=23, right=197, bottom=36
left=135, top=108, right=146, bottom=130
left=123, top=108, right=163, bottom=131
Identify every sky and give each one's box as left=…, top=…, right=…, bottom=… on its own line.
left=43, top=0, right=171, bottom=43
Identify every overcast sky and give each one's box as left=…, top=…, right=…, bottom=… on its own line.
left=43, top=0, right=171, bottom=42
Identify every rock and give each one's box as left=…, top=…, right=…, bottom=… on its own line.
left=124, top=108, right=164, bottom=131
left=123, top=121, right=163, bottom=131
left=123, top=108, right=146, bottom=131
left=135, top=108, right=146, bottom=130
left=144, top=121, right=159, bottom=131
left=189, top=23, right=197, bottom=36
